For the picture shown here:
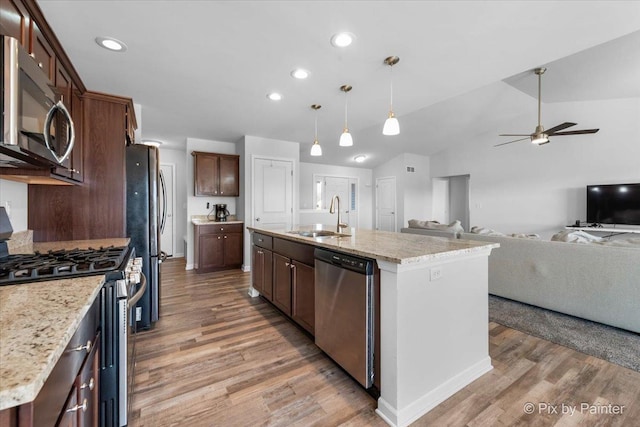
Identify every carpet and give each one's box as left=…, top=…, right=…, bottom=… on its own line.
left=488, top=295, right=640, bottom=372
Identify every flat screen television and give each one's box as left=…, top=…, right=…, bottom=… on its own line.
left=586, top=183, right=640, bottom=225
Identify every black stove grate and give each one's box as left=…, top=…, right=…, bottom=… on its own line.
left=0, top=246, right=130, bottom=286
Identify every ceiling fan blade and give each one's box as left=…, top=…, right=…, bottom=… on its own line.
left=494, top=137, right=530, bottom=147
left=498, top=134, right=531, bottom=137
left=551, top=129, right=600, bottom=136
left=545, top=122, right=577, bottom=135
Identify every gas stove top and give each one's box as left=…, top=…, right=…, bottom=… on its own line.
left=0, top=245, right=132, bottom=286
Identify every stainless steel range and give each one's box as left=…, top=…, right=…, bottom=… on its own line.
left=0, top=237, right=143, bottom=427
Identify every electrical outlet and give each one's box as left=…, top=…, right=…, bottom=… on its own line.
left=135, top=307, right=142, bottom=321
left=430, top=267, right=443, bottom=281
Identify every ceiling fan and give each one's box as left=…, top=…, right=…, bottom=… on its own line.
left=496, top=67, right=599, bottom=147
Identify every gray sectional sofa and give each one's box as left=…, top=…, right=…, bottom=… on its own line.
left=401, top=227, right=640, bottom=333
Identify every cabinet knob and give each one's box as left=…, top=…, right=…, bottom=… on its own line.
left=285, top=262, right=290, bottom=267
left=81, top=377, right=95, bottom=391
left=29, top=52, right=35, bottom=58
left=224, top=236, right=227, bottom=239
left=221, top=191, right=224, bottom=194
left=38, top=62, right=44, bottom=68
left=257, top=250, right=263, bottom=255
left=220, top=228, right=224, bottom=231
left=66, top=399, right=88, bottom=413
left=70, top=168, right=80, bottom=174
left=218, top=236, right=221, bottom=240
left=73, top=340, right=92, bottom=353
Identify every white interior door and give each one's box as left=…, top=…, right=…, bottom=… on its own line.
left=376, top=177, right=396, bottom=231
left=253, top=158, right=293, bottom=230
left=159, top=164, right=174, bottom=256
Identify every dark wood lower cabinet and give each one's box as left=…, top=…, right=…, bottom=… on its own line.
left=251, top=245, right=273, bottom=301
left=273, top=253, right=292, bottom=316
left=194, top=223, right=244, bottom=273
left=291, top=261, right=314, bottom=334
left=256, top=235, right=315, bottom=335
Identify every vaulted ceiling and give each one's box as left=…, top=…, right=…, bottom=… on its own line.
left=37, top=1, right=640, bottom=168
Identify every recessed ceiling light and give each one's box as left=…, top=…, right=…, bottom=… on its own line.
left=291, top=69, right=309, bottom=79
left=267, top=92, right=282, bottom=101
left=331, top=32, right=355, bottom=47
left=354, top=155, right=367, bottom=163
left=95, top=36, right=127, bottom=52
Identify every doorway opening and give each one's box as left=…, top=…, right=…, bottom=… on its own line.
left=432, top=174, right=470, bottom=232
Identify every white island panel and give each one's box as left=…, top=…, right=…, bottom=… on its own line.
left=376, top=251, right=493, bottom=427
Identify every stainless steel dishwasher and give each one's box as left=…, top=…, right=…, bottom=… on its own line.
left=314, top=248, right=376, bottom=388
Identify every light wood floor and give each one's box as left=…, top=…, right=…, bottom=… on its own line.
left=129, top=258, right=640, bottom=426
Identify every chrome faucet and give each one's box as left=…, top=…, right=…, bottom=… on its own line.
left=329, top=195, right=348, bottom=233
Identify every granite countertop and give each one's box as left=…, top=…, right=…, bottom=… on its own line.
left=0, top=238, right=130, bottom=410
left=191, top=216, right=244, bottom=226
left=248, top=226, right=498, bottom=265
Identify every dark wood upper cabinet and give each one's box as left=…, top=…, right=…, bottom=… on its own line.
left=0, top=0, right=31, bottom=47
left=29, top=19, right=55, bottom=81
left=192, top=152, right=239, bottom=197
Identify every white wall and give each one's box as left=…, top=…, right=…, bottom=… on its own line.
left=239, top=135, right=300, bottom=271
left=185, top=138, right=238, bottom=268
left=0, top=180, right=28, bottom=232
left=158, top=147, right=187, bottom=257
left=374, top=153, right=431, bottom=231
left=430, top=97, right=640, bottom=239
left=299, top=162, right=374, bottom=230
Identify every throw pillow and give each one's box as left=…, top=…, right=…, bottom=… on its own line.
left=551, top=230, right=603, bottom=243
left=470, top=226, right=506, bottom=236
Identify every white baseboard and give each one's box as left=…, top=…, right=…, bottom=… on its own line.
left=376, top=357, right=493, bottom=427
left=242, top=265, right=251, bottom=272
left=185, top=263, right=194, bottom=270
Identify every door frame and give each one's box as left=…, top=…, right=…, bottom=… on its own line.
left=376, top=176, right=397, bottom=232
left=160, top=162, right=177, bottom=256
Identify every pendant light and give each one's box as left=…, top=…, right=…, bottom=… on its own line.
left=310, top=104, right=322, bottom=156
left=382, top=56, right=400, bottom=136
left=339, top=85, right=353, bottom=147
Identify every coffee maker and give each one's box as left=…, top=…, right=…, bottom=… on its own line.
left=215, top=204, right=230, bottom=222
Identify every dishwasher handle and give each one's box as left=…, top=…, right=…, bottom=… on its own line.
left=314, top=248, right=375, bottom=275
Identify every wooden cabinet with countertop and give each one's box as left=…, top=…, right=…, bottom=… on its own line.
left=192, top=152, right=240, bottom=197
left=0, top=296, right=100, bottom=427
left=193, top=222, right=244, bottom=273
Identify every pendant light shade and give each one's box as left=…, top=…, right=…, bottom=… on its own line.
left=339, top=85, right=353, bottom=147
left=383, top=56, right=400, bottom=136
left=310, top=104, right=322, bottom=156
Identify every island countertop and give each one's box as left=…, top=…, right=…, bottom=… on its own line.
left=247, top=226, right=498, bottom=265
left=0, top=238, right=130, bottom=410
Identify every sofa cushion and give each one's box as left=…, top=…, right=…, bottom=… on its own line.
left=408, top=219, right=464, bottom=233
left=551, top=230, right=603, bottom=243
left=470, top=226, right=506, bottom=236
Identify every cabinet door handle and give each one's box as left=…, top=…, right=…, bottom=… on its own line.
left=285, top=262, right=290, bottom=267
left=290, top=263, right=296, bottom=271
left=257, top=250, right=263, bottom=255
left=73, top=340, right=92, bottom=353
left=66, top=399, right=88, bottom=413
left=81, top=377, right=95, bottom=391
left=221, top=191, right=224, bottom=194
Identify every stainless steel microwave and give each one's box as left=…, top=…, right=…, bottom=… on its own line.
left=1, top=35, right=75, bottom=168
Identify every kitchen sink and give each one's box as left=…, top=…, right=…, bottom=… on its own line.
left=288, top=230, right=351, bottom=238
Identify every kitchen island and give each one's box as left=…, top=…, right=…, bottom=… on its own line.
left=0, top=238, right=129, bottom=413
left=248, top=226, right=498, bottom=427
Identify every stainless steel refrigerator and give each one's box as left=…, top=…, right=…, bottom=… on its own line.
left=126, top=144, right=165, bottom=329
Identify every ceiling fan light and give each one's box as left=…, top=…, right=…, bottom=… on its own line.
left=310, top=140, right=322, bottom=156
left=531, top=134, right=549, bottom=145
left=383, top=113, right=400, bottom=136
